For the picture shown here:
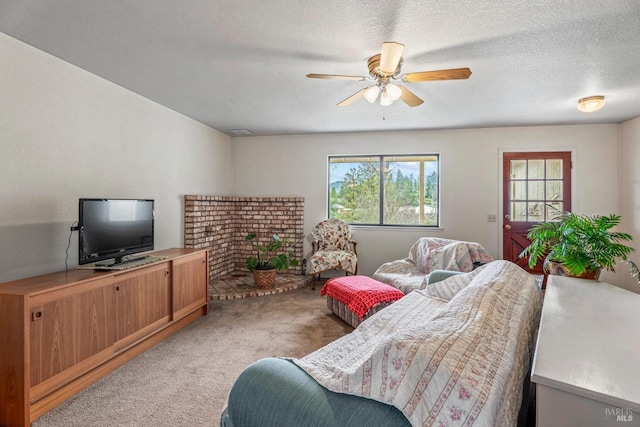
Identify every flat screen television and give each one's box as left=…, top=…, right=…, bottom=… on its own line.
left=79, top=198, right=154, bottom=265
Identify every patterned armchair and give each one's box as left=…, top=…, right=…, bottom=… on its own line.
left=308, top=218, right=357, bottom=288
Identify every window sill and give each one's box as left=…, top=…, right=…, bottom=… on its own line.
left=349, top=225, right=444, bottom=232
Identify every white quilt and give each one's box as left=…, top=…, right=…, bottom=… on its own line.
left=292, top=261, right=542, bottom=427
left=373, top=238, right=494, bottom=294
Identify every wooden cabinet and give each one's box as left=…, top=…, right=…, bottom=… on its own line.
left=29, top=277, right=116, bottom=402
left=172, top=250, right=208, bottom=321
left=0, top=248, right=209, bottom=427
left=114, top=263, right=171, bottom=346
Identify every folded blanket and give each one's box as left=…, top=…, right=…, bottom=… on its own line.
left=320, top=276, right=405, bottom=319
left=294, top=261, right=542, bottom=427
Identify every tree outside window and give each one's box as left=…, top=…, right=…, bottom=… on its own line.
left=328, top=155, right=439, bottom=226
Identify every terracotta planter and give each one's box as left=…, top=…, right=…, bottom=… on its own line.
left=544, top=260, right=601, bottom=280
left=253, top=268, right=276, bottom=289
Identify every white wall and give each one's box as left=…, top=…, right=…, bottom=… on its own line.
left=619, top=117, right=640, bottom=292
left=233, top=125, right=624, bottom=282
left=0, top=33, right=233, bottom=282
left=3, top=31, right=637, bottom=290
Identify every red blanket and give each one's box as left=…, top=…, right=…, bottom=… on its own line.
left=320, top=276, right=404, bottom=319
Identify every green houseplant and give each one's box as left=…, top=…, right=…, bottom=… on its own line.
left=245, top=233, right=299, bottom=288
left=520, top=212, right=640, bottom=280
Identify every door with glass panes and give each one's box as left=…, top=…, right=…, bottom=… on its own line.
left=502, top=152, right=572, bottom=274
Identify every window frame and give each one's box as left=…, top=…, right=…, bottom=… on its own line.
left=327, top=154, right=441, bottom=228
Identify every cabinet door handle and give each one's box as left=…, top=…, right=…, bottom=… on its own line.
left=32, top=310, right=43, bottom=321
left=114, top=285, right=120, bottom=293
left=165, top=270, right=170, bottom=277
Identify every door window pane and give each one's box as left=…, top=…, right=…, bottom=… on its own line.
left=546, top=181, right=563, bottom=201
left=546, top=202, right=563, bottom=219
left=528, top=181, right=545, bottom=200
left=527, top=202, right=543, bottom=220
left=511, top=202, right=527, bottom=221
left=512, top=181, right=527, bottom=201
left=546, top=159, right=563, bottom=179
left=510, top=160, right=526, bottom=179
left=528, top=160, right=544, bottom=179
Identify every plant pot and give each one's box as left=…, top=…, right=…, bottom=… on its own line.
left=544, top=260, right=601, bottom=280
left=253, top=268, right=276, bottom=289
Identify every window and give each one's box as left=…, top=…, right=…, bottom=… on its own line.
left=328, top=155, right=439, bottom=226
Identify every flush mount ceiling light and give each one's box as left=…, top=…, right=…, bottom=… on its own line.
left=577, top=95, right=605, bottom=113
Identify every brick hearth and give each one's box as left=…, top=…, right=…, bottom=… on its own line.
left=184, top=195, right=305, bottom=299
left=209, top=272, right=313, bottom=300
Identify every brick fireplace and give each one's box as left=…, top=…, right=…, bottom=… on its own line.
left=184, top=195, right=304, bottom=284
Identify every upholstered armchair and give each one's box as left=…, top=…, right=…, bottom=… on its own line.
left=308, top=218, right=357, bottom=289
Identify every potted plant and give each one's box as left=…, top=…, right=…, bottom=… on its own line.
left=245, top=232, right=299, bottom=288
left=520, top=212, right=640, bottom=280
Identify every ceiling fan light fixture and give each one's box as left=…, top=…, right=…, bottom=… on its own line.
left=364, top=86, right=380, bottom=103
left=577, top=95, right=605, bottom=112
left=380, top=91, right=393, bottom=106
left=307, top=42, right=469, bottom=108
left=385, top=83, right=402, bottom=101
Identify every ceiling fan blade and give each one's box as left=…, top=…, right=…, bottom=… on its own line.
left=379, top=42, right=405, bottom=74
left=397, top=85, right=424, bottom=107
left=403, top=67, right=472, bottom=83
left=337, top=88, right=368, bottom=107
left=307, top=73, right=367, bottom=81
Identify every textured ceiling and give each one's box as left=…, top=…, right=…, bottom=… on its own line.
left=2, top=0, right=640, bottom=136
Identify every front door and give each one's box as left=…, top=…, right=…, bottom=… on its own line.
left=502, top=152, right=572, bottom=274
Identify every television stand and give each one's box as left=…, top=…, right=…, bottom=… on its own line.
left=0, top=248, right=209, bottom=427
left=107, top=254, right=146, bottom=265
left=80, top=255, right=169, bottom=271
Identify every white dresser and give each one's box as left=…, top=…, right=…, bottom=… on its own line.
left=531, top=275, right=640, bottom=426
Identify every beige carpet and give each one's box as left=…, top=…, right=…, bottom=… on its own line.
left=33, top=285, right=352, bottom=427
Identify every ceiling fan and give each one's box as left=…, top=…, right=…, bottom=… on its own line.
left=307, top=41, right=471, bottom=108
